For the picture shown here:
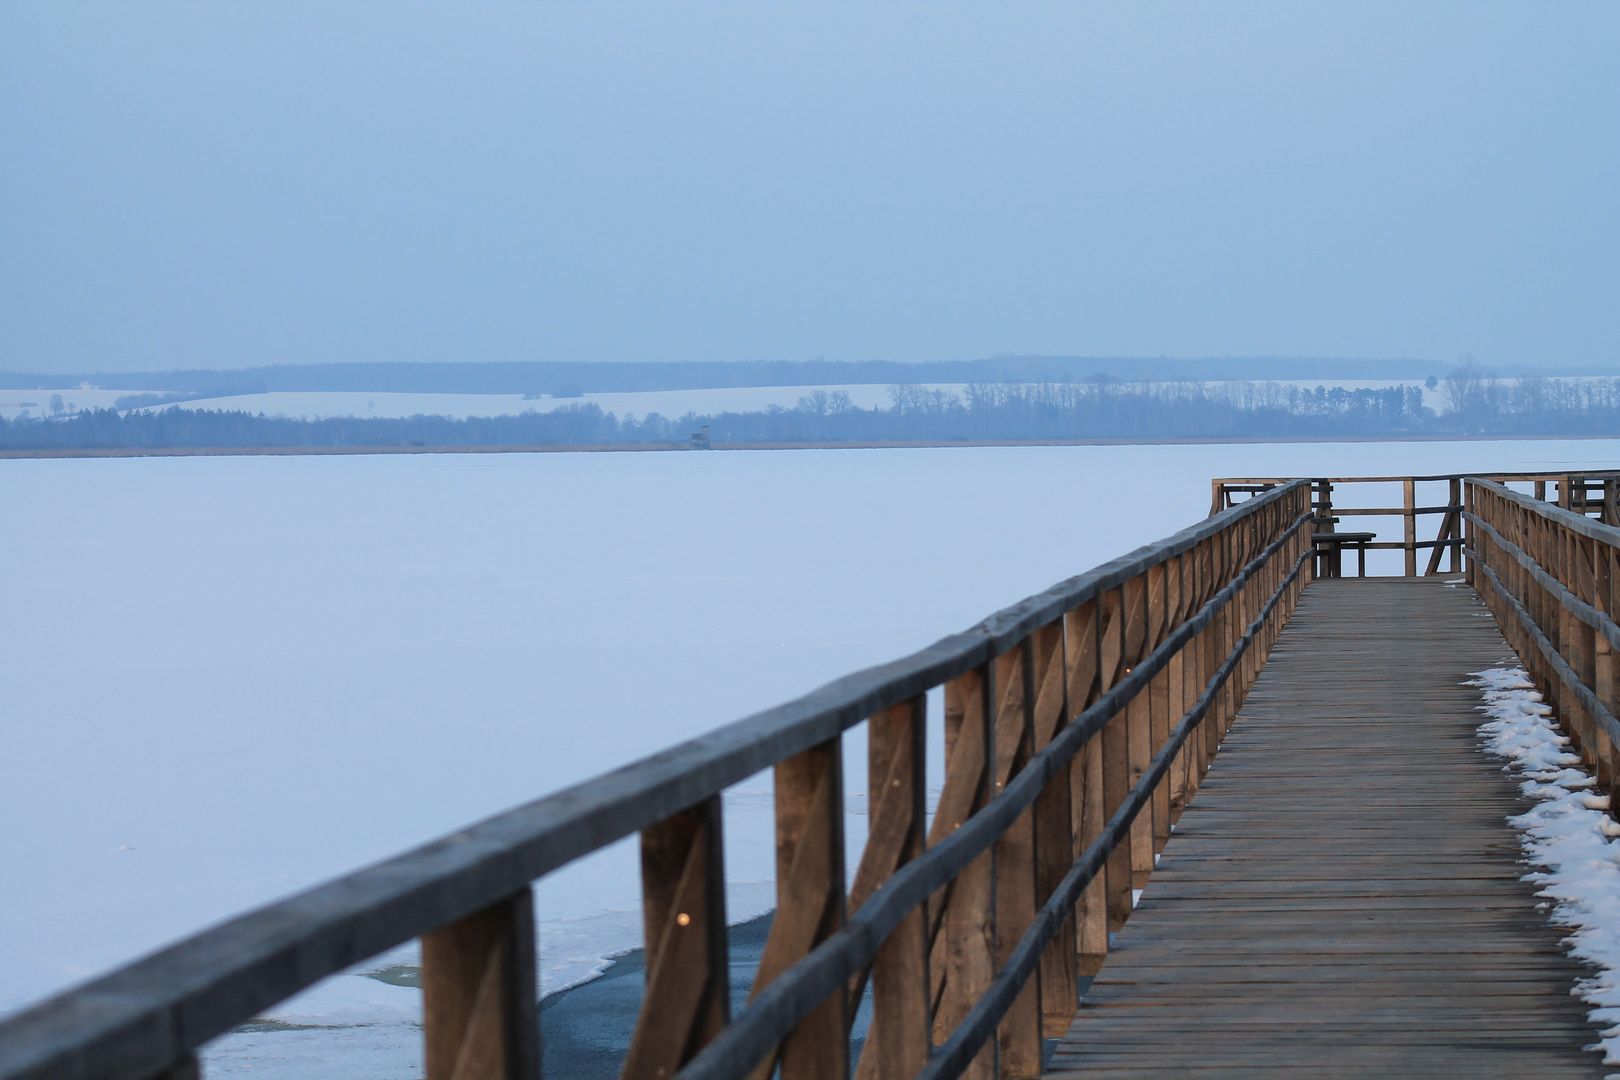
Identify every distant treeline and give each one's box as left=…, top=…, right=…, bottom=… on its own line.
left=6, top=374, right=1620, bottom=450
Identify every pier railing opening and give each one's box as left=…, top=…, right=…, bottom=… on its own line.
left=1215, top=471, right=1620, bottom=579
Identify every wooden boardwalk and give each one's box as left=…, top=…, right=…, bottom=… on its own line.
left=1048, top=577, right=1608, bottom=1078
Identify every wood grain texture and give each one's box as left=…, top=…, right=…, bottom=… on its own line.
left=994, top=645, right=1045, bottom=1078
left=1032, top=623, right=1080, bottom=1038
left=1048, top=577, right=1607, bottom=1078
left=857, top=698, right=930, bottom=1080
left=623, top=803, right=728, bottom=1080
left=935, top=668, right=998, bottom=1080
left=422, top=889, right=539, bottom=1080
left=751, top=740, right=847, bottom=1080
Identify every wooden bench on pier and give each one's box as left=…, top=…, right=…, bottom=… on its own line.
left=6, top=471, right=1620, bottom=1080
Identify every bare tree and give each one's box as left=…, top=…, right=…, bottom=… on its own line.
left=1442, top=354, right=1496, bottom=431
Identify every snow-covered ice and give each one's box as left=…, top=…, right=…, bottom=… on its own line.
left=5, top=439, right=1620, bottom=1076
left=1471, top=667, right=1620, bottom=1067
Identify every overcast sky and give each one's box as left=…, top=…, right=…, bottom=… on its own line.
left=2, top=2, right=1615, bottom=375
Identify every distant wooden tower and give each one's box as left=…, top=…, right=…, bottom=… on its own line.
left=689, top=424, right=711, bottom=449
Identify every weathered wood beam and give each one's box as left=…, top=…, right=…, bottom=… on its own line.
left=622, top=801, right=728, bottom=1080
left=1064, top=602, right=1108, bottom=977
left=1029, top=622, right=1078, bottom=1036
left=422, top=889, right=539, bottom=1080
left=854, top=697, right=929, bottom=1080
left=934, top=666, right=997, bottom=1080
left=747, top=739, right=848, bottom=1080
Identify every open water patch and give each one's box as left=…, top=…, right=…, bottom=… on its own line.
left=539, top=909, right=875, bottom=1079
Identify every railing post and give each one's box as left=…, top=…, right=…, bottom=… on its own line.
left=1580, top=536, right=1608, bottom=781
left=1218, top=527, right=1238, bottom=739
left=933, top=664, right=998, bottom=1080
left=1305, top=491, right=1317, bottom=582
left=422, top=888, right=540, bottom=1080
left=856, top=698, right=930, bottom=1080
left=1531, top=515, right=1563, bottom=735
left=1598, top=544, right=1618, bottom=715
left=1097, top=587, right=1133, bottom=932
left=1146, top=563, right=1173, bottom=860
left=1224, top=518, right=1237, bottom=731
left=990, top=643, right=1044, bottom=1078
left=1259, top=509, right=1279, bottom=661
left=1449, top=477, right=1463, bottom=573
left=1168, top=554, right=1193, bottom=823
left=1594, top=540, right=1620, bottom=809
left=1122, top=574, right=1153, bottom=890
left=1064, top=601, right=1109, bottom=976
left=1564, top=534, right=1599, bottom=768
left=1240, top=516, right=1260, bottom=695
left=622, top=800, right=728, bottom=1080
left=1315, top=480, right=1338, bottom=578
left=1203, top=537, right=1226, bottom=762
left=1029, top=621, right=1079, bottom=1036
left=1465, top=481, right=1476, bottom=589
left=1194, top=538, right=1217, bottom=785
left=1296, top=486, right=1312, bottom=601
left=1403, top=477, right=1417, bottom=577
left=749, top=738, right=849, bottom=1080
left=974, top=647, right=1040, bottom=1073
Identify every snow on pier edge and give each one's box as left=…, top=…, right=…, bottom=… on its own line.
left=1470, top=666, right=1620, bottom=1068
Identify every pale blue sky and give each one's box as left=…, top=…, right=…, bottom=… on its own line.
left=2, top=2, right=1615, bottom=374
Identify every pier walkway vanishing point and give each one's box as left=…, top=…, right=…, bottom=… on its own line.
left=8, top=471, right=1620, bottom=1080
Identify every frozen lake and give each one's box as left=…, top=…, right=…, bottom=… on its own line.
left=4, top=439, right=1619, bottom=1075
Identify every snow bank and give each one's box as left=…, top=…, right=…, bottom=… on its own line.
left=1470, top=667, right=1620, bottom=1065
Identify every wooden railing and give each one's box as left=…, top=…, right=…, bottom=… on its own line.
left=1215, top=472, right=1620, bottom=579
left=1465, top=478, right=1620, bottom=808
left=0, top=481, right=1315, bottom=1080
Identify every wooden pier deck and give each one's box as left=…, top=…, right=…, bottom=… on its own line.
left=1048, top=577, right=1608, bottom=1078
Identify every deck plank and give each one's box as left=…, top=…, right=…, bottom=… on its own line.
left=1046, top=577, right=1607, bottom=1078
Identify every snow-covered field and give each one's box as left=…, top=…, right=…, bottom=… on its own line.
left=3, top=379, right=1450, bottom=422
left=0, top=387, right=135, bottom=419
left=132, top=384, right=916, bottom=421
left=5, top=439, right=1620, bottom=1076
left=142, top=380, right=1450, bottom=422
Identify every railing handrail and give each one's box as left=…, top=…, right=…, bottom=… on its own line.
left=917, top=531, right=1313, bottom=1080
left=1464, top=475, right=1620, bottom=769
left=674, top=510, right=1314, bottom=1080
left=1469, top=555, right=1620, bottom=750
left=1467, top=476, right=1620, bottom=547
left=1216, top=471, right=1620, bottom=579
left=0, top=482, right=1310, bottom=1080
left=1462, top=499, right=1620, bottom=655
